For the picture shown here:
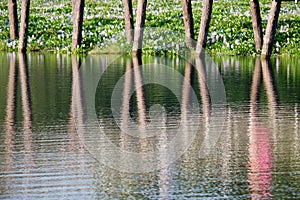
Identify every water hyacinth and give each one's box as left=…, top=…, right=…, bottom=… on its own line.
left=0, top=0, right=299, bottom=55
left=235, top=39, right=240, bottom=46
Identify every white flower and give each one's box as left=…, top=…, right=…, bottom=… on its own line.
left=211, top=31, right=217, bottom=38
left=235, top=39, right=240, bottom=45
left=111, top=38, right=117, bottom=44
left=58, top=30, right=65, bottom=34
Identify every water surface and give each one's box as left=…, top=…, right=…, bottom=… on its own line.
left=0, top=53, right=299, bottom=199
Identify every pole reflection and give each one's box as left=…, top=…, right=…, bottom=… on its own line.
left=4, top=53, right=18, bottom=191
left=180, top=59, right=195, bottom=150
left=19, top=54, right=33, bottom=156
left=181, top=60, right=194, bottom=119
left=195, top=55, right=211, bottom=120
left=181, top=55, right=212, bottom=151
left=69, top=55, right=85, bottom=153
left=120, top=58, right=133, bottom=150
left=120, top=55, right=172, bottom=198
left=261, top=58, right=279, bottom=116
left=19, top=54, right=34, bottom=197
left=119, top=54, right=149, bottom=154
left=132, top=55, right=147, bottom=133
left=248, top=57, right=278, bottom=198
left=194, top=55, right=212, bottom=158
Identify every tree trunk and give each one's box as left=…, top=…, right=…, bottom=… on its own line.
left=8, top=0, right=18, bottom=40
left=18, top=0, right=30, bottom=52
left=250, top=0, right=263, bottom=52
left=123, top=0, right=134, bottom=42
left=132, top=0, right=147, bottom=54
left=262, top=0, right=281, bottom=58
left=181, top=0, right=195, bottom=48
left=72, top=0, right=85, bottom=51
left=196, top=0, right=213, bottom=54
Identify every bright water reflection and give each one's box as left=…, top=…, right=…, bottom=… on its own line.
left=0, top=53, right=299, bottom=199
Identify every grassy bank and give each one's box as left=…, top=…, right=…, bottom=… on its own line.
left=0, top=0, right=299, bottom=55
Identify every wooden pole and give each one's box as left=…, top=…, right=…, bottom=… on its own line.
left=123, top=0, right=134, bottom=42
left=18, top=0, right=30, bottom=52
left=72, top=0, right=85, bottom=51
left=8, top=0, right=18, bottom=40
left=132, top=0, right=147, bottom=54
left=261, top=0, right=281, bottom=58
left=181, top=0, right=195, bottom=48
left=196, top=0, right=213, bottom=54
left=250, top=0, right=263, bottom=52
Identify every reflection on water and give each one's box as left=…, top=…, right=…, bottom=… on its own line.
left=69, top=56, right=85, bottom=153
left=0, top=53, right=299, bottom=199
left=4, top=53, right=17, bottom=198
left=248, top=58, right=278, bottom=198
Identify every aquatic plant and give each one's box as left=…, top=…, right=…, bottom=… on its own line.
left=0, top=0, right=299, bottom=55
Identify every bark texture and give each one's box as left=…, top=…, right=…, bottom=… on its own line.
left=123, top=0, right=134, bottom=42
left=72, top=0, right=85, bottom=51
left=196, top=0, right=213, bottom=54
left=8, top=0, right=18, bottom=40
left=18, top=0, right=30, bottom=52
left=262, top=0, right=281, bottom=58
left=132, top=0, right=147, bottom=54
left=250, top=0, right=263, bottom=52
left=181, top=0, right=195, bottom=48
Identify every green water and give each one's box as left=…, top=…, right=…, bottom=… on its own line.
left=0, top=53, right=299, bottom=199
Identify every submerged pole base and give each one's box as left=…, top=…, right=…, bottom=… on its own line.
left=132, top=49, right=142, bottom=56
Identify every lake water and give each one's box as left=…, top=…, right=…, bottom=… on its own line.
left=0, top=53, right=299, bottom=199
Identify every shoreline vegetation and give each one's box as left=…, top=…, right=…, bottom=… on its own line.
left=0, top=0, right=299, bottom=56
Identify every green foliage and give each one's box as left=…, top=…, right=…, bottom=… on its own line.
left=0, top=0, right=299, bottom=55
